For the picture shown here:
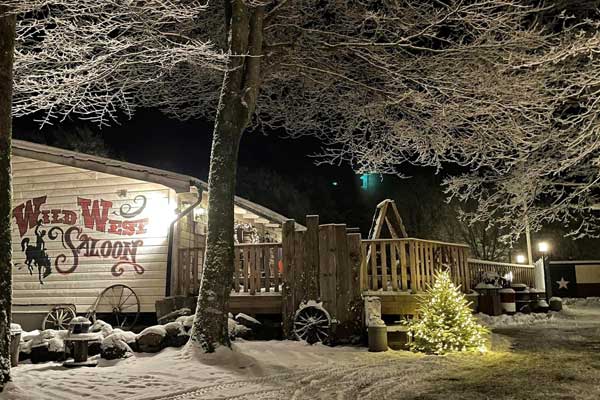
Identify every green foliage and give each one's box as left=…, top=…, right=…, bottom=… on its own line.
left=408, top=271, right=487, bottom=355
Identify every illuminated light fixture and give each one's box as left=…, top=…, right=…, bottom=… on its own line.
left=146, top=197, right=177, bottom=236
left=515, top=254, right=526, bottom=264
left=537, top=241, right=549, bottom=253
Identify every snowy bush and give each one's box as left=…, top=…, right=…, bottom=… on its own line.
left=408, top=271, right=488, bottom=355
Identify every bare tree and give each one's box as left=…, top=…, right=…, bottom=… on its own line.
left=0, top=3, right=16, bottom=390
left=12, top=1, right=597, bottom=350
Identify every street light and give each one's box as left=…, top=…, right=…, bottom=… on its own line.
left=515, top=254, right=526, bottom=264
left=537, top=241, right=552, bottom=300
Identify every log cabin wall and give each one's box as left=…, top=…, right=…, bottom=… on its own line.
left=10, top=155, right=177, bottom=313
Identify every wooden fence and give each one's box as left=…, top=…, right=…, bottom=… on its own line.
left=360, top=238, right=471, bottom=293
left=233, top=243, right=283, bottom=295
left=468, top=259, right=535, bottom=287
left=177, top=247, right=204, bottom=296
left=281, top=217, right=363, bottom=339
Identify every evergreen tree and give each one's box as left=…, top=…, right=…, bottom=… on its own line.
left=408, top=271, right=487, bottom=355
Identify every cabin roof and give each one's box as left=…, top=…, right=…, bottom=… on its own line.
left=12, top=140, right=296, bottom=227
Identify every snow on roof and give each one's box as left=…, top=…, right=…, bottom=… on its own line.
left=12, top=139, right=297, bottom=227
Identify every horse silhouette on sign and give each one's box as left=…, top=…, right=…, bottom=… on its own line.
left=20, top=220, right=52, bottom=284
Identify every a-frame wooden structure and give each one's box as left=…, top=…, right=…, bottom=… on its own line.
left=368, top=199, right=408, bottom=240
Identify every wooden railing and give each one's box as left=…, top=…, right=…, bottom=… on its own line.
left=178, top=247, right=204, bottom=296
left=233, top=243, right=283, bottom=295
left=360, top=238, right=471, bottom=293
left=468, top=259, right=535, bottom=287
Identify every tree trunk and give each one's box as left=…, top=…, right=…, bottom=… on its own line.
left=0, top=5, right=16, bottom=390
left=191, top=0, right=264, bottom=352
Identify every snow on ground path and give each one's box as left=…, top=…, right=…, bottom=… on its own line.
left=5, top=305, right=600, bottom=400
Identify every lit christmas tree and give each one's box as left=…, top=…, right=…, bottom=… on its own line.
left=408, top=270, right=487, bottom=355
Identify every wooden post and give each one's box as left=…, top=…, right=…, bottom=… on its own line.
left=319, top=224, right=337, bottom=316
left=339, top=232, right=364, bottom=341
left=294, top=230, right=306, bottom=308
left=399, top=241, right=408, bottom=291
left=281, top=220, right=296, bottom=338
left=335, top=224, right=350, bottom=325
left=360, top=242, right=367, bottom=291
left=305, top=215, right=320, bottom=301
left=233, top=247, right=241, bottom=293
left=381, top=241, right=388, bottom=291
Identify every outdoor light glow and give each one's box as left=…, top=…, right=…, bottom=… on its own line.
left=146, top=197, right=177, bottom=236
left=515, top=254, right=526, bottom=264
left=538, top=242, right=549, bottom=253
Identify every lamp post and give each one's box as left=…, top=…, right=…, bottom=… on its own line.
left=538, top=241, right=552, bottom=300
left=515, top=254, right=526, bottom=264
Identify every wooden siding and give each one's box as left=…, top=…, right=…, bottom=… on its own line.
left=11, top=155, right=176, bottom=313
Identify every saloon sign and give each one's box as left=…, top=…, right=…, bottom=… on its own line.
left=13, top=195, right=150, bottom=284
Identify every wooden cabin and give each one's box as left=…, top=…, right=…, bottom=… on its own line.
left=10, top=140, right=291, bottom=330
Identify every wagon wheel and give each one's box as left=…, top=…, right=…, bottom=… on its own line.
left=293, top=301, right=331, bottom=345
left=43, top=306, right=76, bottom=330
left=92, top=284, right=140, bottom=331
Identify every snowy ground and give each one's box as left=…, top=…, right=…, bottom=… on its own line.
left=3, top=302, right=600, bottom=400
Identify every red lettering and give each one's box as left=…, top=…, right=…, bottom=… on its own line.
left=108, top=220, right=123, bottom=235
left=62, top=210, right=77, bottom=225
left=78, top=197, right=112, bottom=233
left=50, top=209, right=63, bottom=224
left=40, top=210, right=51, bottom=224
left=12, top=196, right=47, bottom=237
left=135, top=219, right=148, bottom=235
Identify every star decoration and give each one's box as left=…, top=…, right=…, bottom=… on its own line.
left=556, top=277, right=569, bottom=290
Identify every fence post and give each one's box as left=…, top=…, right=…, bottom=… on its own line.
left=319, top=224, right=337, bottom=317
left=281, top=220, right=296, bottom=338
left=305, top=215, right=320, bottom=301
left=335, top=224, right=350, bottom=326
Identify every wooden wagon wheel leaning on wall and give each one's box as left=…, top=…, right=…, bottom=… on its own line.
left=293, top=300, right=332, bottom=345
left=87, top=284, right=141, bottom=331
left=43, top=304, right=77, bottom=330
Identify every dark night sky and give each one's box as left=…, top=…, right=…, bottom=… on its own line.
left=13, top=110, right=600, bottom=260
left=13, top=110, right=370, bottom=225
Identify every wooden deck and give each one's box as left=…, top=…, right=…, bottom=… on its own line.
left=170, top=231, right=535, bottom=319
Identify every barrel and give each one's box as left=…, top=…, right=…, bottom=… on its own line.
left=529, top=288, right=546, bottom=312
left=368, top=325, right=388, bottom=352
left=499, top=288, right=516, bottom=315
left=475, top=284, right=502, bottom=316
left=512, top=284, right=530, bottom=313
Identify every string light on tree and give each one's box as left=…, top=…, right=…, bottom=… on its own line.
left=407, top=270, right=488, bottom=355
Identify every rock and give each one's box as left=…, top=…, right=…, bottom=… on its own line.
left=235, top=313, right=261, bottom=329
left=136, top=325, right=167, bottom=353
left=163, top=321, right=189, bottom=348
left=228, top=318, right=252, bottom=340
left=175, top=315, right=194, bottom=333
left=30, top=344, right=51, bottom=364
left=101, top=334, right=134, bottom=360
left=88, top=341, right=102, bottom=356
left=158, top=308, right=191, bottom=324
left=549, top=297, right=563, bottom=312
left=90, top=319, right=113, bottom=338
